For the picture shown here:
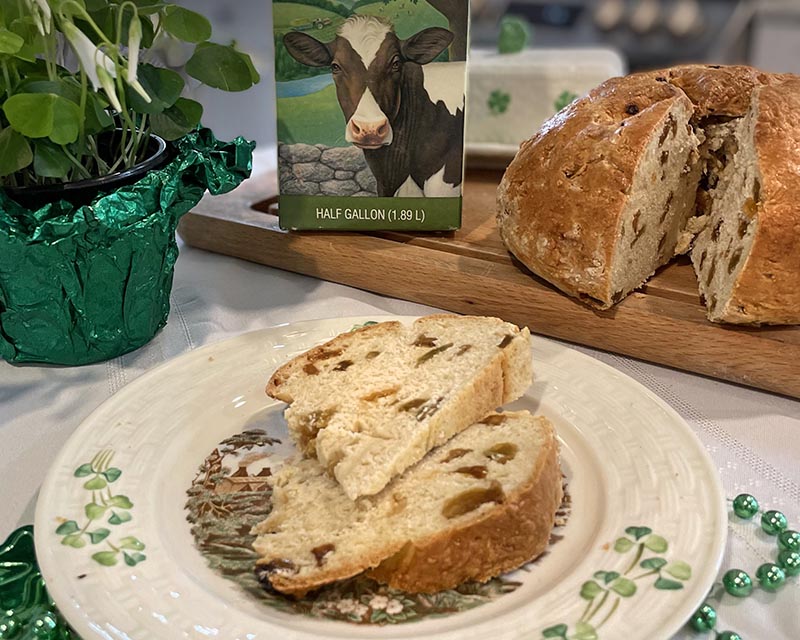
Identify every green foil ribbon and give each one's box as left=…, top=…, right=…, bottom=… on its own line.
left=0, top=526, right=74, bottom=639
left=0, top=128, right=254, bottom=365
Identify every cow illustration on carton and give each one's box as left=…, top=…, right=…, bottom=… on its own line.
left=284, top=15, right=465, bottom=198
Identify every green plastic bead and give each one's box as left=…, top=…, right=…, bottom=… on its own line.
left=717, top=633, right=742, bottom=640
left=777, top=529, right=800, bottom=552
left=689, top=603, right=717, bottom=631
left=0, top=614, right=21, bottom=639
left=723, top=569, right=753, bottom=597
left=732, top=493, right=759, bottom=519
left=756, top=563, right=786, bottom=591
left=778, top=550, right=800, bottom=576
left=761, top=510, right=788, bottom=535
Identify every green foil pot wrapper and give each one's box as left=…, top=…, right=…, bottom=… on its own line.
left=0, top=128, right=254, bottom=365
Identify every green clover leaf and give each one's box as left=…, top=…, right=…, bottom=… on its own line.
left=0, top=127, right=32, bottom=177
left=108, top=510, right=132, bottom=525
left=580, top=580, right=603, bottom=600
left=61, top=534, right=86, bottom=548
left=614, top=537, right=634, bottom=552
left=162, top=6, right=212, bottom=43
left=85, top=502, right=107, bottom=520
left=592, top=570, right=620, bottom=584
left=55, top=520, right=79, bottom=535
left=625, top=526, right=652, bottom=541
left=488, top=90, right=511, bottom=115
left=91, top=551, right=118, bottom=566
left=542, top=624, right=568, bottom=638
left=654, top=577, right=684, bottom=590
left=88, top=528, right=111, bottom=544
left=573, top=622, right=598, bottom=640
left=119, top=536, right=145, bottom=551
left=554, top=90, right=578, bottom=112
left=665, top=560, right=692, bottom=580
left=83, top=476, right=108, bottom=490
left=109, top=495, right=133, bottom=509
left=610, top=577, right=637, bottom=597
left=640, top=557, right=667, bottom=570
left=123, top=552, right=147, bottom=566
left=73, top=463, right=94, bottom=478
left=102, top=468, right=122, bottom=483
left=644, top=534, right=668, bottom=553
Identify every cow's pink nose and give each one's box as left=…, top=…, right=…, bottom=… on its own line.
left=350, top=118, right=390, bottom=144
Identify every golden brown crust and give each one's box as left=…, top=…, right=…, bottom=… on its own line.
left=498, top=73, right=688, bottom=307
left=656, top=65, right=767, bottom=118
left=366, top=428, right=562, bottom=593
left=499, top=64, right=800, bottom=323
left=720, top=76, right=800, bottom=324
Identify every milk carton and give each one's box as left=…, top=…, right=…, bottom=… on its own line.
left=273, top=0, right=469, bottom=230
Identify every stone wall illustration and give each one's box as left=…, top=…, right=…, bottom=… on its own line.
left=278, top=143, right=378, bottom=197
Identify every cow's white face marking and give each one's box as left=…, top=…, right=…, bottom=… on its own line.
left=421, top=62, right=465, bottom=116
left=423, top=165, right=461, bottom=197
left=338, top=15, right=392, bottom=67
left=394, top=175, right=424, bottom=197
left=345, top=87, right=393, bottom=145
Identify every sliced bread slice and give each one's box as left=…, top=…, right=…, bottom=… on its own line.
left=266, top=315, right=532, bottom=499
left=252, top=411, right=562, bottom=596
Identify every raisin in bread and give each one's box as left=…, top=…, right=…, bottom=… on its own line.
left=266, top=315, right=532, bottom=499
left=252, top=411, right=562, bottom=596
left=498, top=64, right=800, bottom=325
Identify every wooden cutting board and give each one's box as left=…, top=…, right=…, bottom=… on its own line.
left=178, top=168, right=800, bottom=399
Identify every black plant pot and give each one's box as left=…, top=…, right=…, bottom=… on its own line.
left=3, top=132, right=171, bottom=210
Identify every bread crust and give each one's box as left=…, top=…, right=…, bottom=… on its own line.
left=719, top=77, right=800, bottom=324
left=498, top=73, right=688, bottom=308
left=498, top=64, right=800, bottom=324
left=367, top=424, right=561, bottom=593
left=254, top=414, right=562, bottom=597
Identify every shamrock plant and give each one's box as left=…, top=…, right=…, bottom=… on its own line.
left=0, top=0, right=258, bottom=186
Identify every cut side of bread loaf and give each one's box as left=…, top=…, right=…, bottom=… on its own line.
left=498, top=65, right=800, bottom=324
left=252, top=411, right=562, bottom=596
left=267, top=315, right=532, bottom=500
left=692, top=77, right=800, bottom=324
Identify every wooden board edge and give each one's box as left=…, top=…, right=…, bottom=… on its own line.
left=178, top=210, right=800, bottom=399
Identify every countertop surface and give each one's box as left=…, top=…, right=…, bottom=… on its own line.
left=1, top=153, right=798, bottom=639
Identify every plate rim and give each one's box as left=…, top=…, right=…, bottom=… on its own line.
left=34, top=315, right=727, bottom=640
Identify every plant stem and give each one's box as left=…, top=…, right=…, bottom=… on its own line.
left=578, top=598, right=594, bottom=623
left=632, top=569, right=659, bottom=580
left=585, top=590, right=609, bottom=622
left=595, top=597, right=620, bottom=630
left=77, top=67, right=88, bottom=157
left=1, top=60, right=10, bottom=95
left=59, top=2, right=115, bottom=48
left=624, top=543, right=645, bottom=575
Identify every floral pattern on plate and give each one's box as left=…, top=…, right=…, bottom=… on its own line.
left=185, top=429, right=571, bottom=625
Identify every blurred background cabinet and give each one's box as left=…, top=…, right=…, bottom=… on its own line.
left=176, top=0, right=800, bottom=148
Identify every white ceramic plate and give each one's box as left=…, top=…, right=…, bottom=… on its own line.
left=35, top=316, right=726, bottom=640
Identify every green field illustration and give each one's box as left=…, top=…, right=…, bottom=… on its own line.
left=275, top=0, right=450, bottom=146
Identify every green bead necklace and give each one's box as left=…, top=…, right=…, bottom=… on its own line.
left=688, top=494, right=798, bottom=638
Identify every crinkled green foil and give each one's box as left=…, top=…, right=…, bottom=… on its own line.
left=0, top=526, right=75, bottom=639
left=0, top=128, right=254, bottom=365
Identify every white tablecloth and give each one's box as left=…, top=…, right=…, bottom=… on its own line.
left=1, top=153, right=798, bottom=639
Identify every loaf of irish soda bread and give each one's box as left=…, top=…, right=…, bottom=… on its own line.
left=498, top=64, right=800, bottom=324
left=266, top=315, right=532, bottom=500
left=252, top=411, right=562, bottom=596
